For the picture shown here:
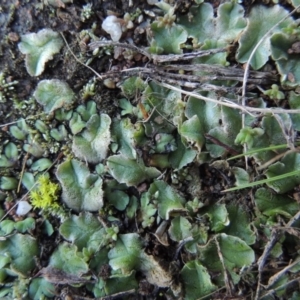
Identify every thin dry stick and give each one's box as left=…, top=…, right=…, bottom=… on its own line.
left=161, top=63, right=277, bottom=83
left=17, top=151, right=29, bottom=193
left=89, top=40, right=152, bottom=59
left=196, top=286, right=226, bottom=300
left=17, top=136, right=39, bottom=193
left=215, top=236, right=233, bottom=296
left=60, top=32, right=104, bottom=79
left=266, top=257, right=300, bottom=288
left=273, top=113, right=295, bottom=150
left=97, top=289, right=137, bottom=300
left=117, top=65, right=274, bottom=86
left=260, top=277, right=300, bottom=299
left=0, top=113, right=45, bottom=128
left=254, top=209, right=300, bottom=299
left=136, top=105, right=158, bottom=123
left=286, top=210, right=300, bottom=227
left=95, top=65, right=274, bottom=91
left=256, top=147, right=300, bottom=171
left=255, top=229, right=281, bottom=300
left=205, top=133, right=239, bottom=155
left=157, top=82, right=300, bottom=115
left=89, top=40, right=227, bottom=63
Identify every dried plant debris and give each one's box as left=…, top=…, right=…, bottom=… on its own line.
left=2, top=1, right=300, bottom=299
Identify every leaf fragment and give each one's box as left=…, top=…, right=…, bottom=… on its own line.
left=236, top=5, right=293, bottom=70
left=0, top=233, right=39, bottom=276
left=59, top=213, right=104, bottom=250
left=200, top=233, right=255, bottom=284
left=56, top=159, right=103, bottom=212
left=48, top=242, right=89, bottom=276
left=181, top=260, right=216, bottom=300
left=107, top=155, right=161, bottom=186
left=108, top=233, right=142, bottom=273
left=149, top=180, right=186, bottom=220
left=34, top=79, right=75, bottom=113
left=72, top=114, right=111, bottom=163
left=18, top=29, right=63, bottom=76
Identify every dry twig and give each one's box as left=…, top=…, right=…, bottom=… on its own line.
left=157, top=82, right=300, bottom=115
left=89, top=40, right=227, bottom=63
left=266, top=257, right=300, bottom=288
left=215, top=236, right=233, bottom=296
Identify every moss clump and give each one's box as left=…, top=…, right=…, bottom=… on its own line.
left=30, top=175, right=60, bottom=209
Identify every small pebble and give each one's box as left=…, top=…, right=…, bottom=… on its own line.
left=16, top=201, right=32, bottom=216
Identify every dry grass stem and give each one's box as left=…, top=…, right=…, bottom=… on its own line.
left=158, top=82, right=300, bottom=115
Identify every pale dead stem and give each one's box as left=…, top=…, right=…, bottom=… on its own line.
left=266, top=256, right=300, bottom=288
left=260, top=277, right=300, bottom=299
left=156, top=82, right=300, bottom=115
left=196, top=287, right=227, bottom=300
left=17, top=148, right=29, bottom=193
left=215, top=236, right=233, bottom=296
left=0, top=113, right=45, bottom=128
left=254, top=229, right=279, bottom=300
left=89, top=40, right=228, bottom=63
left=60, top=32, right=103, bottom=79
left=256, top=147, right=300, bottom=171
